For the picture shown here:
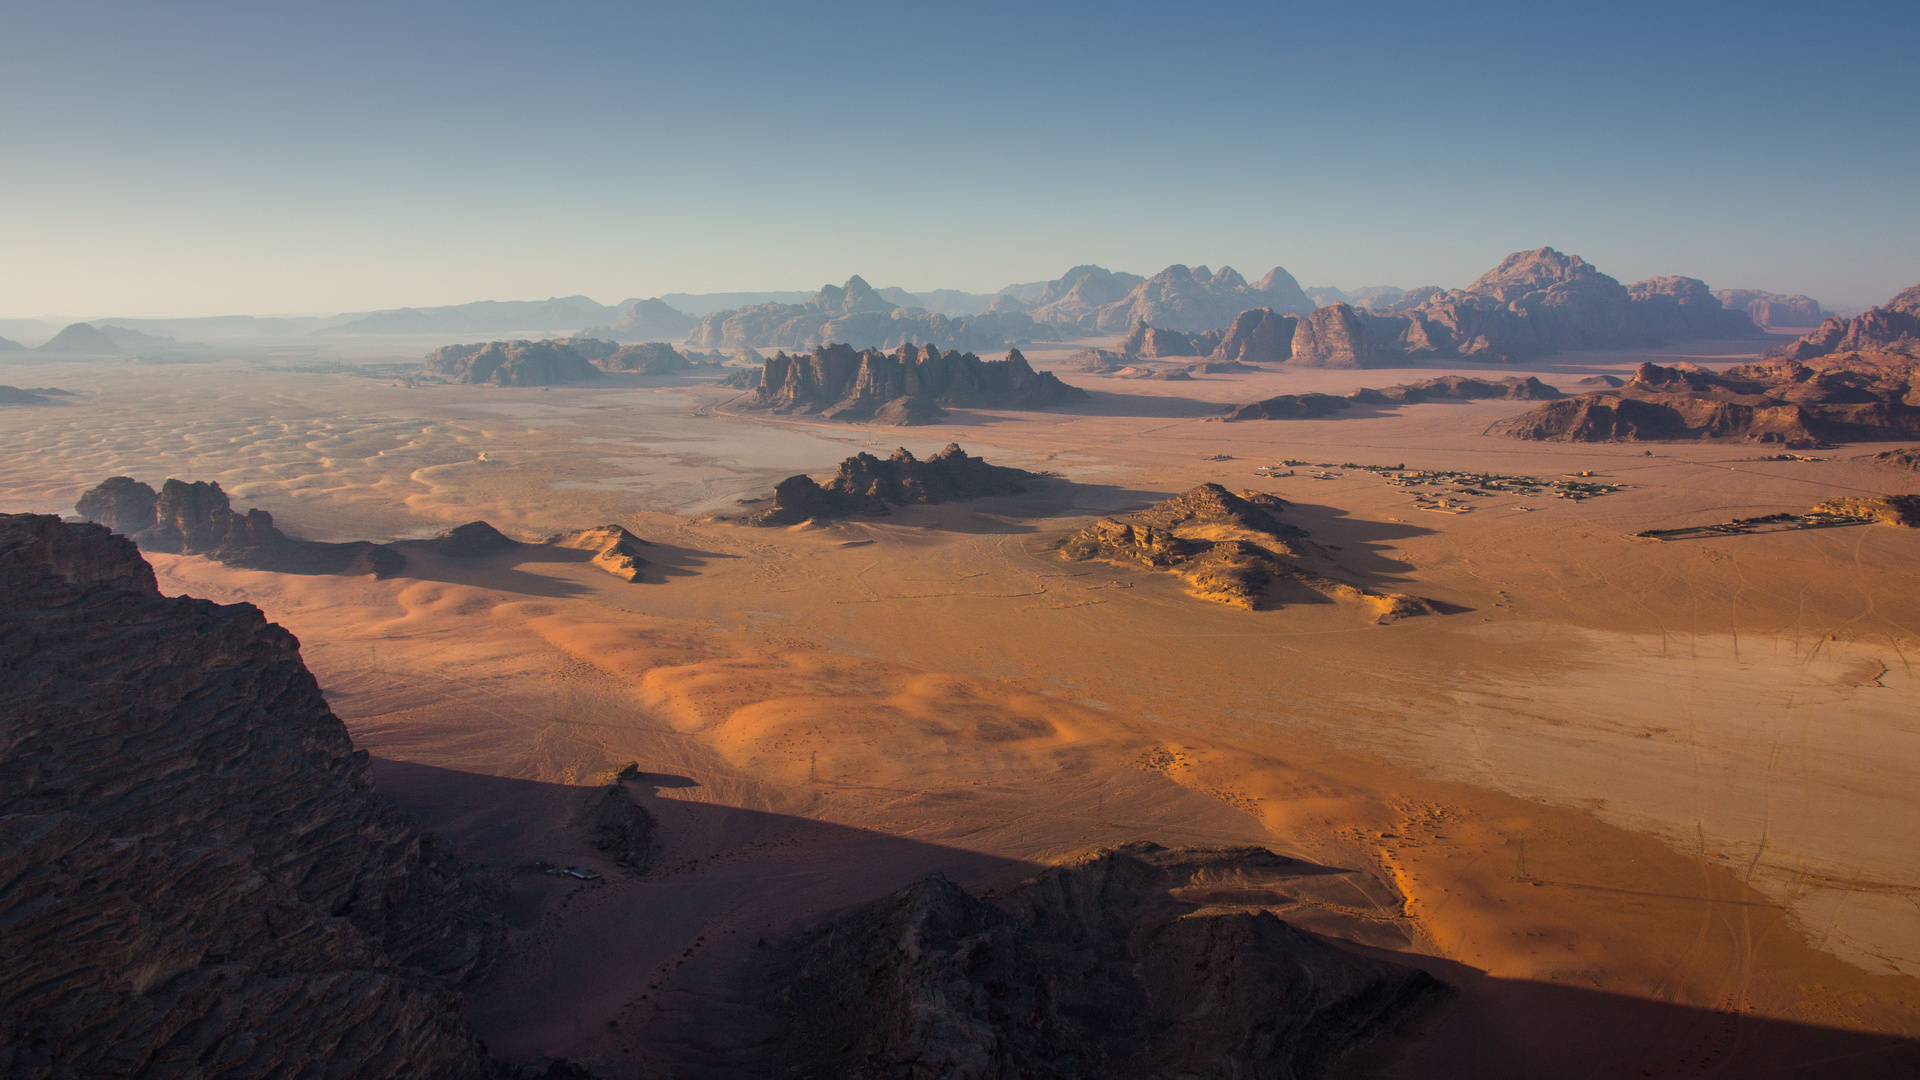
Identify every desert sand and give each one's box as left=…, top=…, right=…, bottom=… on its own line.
left=4, top=338, right=1917, bottom=1076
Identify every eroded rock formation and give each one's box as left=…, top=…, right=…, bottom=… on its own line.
left=751, top=444, right=1038, bottom=526
left=1057, top=483, right=1439, bottom=620
left=0, top=514, right=502, bottom=1078
left=745, top=343, right=1084, bottom=424
left=75, top=477, right=406, bottom=577
left=1212, top=306, right=1297, bottom=365
left=687, top=276, right=1034, bottom=352
left=1226, top=376, right=1558, bottom=421
left=1713, top=289, right=1826, bottom=329
left=1036, top=264, right=1315, bottom=334
left=752, top=843, right=1443, bottom=1079
left=423, top=339, right=604, bottom=385
left=546, top=524, right=651, bottom=582
left=1490, top=354, right=1920, bottom=447
left=1120, top=319, right=1223, bottom=358
left=1289, top=303, right=1392, bottom=368
left=1770, top=284, right=1920, bottom=361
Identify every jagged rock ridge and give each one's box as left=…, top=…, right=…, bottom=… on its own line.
left=1770, top=283, right=1920, bottom=362
left=745, top=342, right=1084, bottom=424
left=1226, top=376, right=1561, bottom=421
left=687, top=276, right=1036, bottom=352
left=0, top=514, right=502, bottom=1078
left=1490, top=354, right=1920, bottom=448
left=77, top=477, right=407, bottom=576
left=753, top=843, right=1443, bottom=1079
left=1058, top=483, right=1439, bottom=620
left=751, top=444, right=1038, bottom=526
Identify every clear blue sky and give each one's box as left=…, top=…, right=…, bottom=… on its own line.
left=2, top=0, right=1915, bottom=316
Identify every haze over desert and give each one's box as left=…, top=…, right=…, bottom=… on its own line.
left=4, top=4, right=1919, bottom=1078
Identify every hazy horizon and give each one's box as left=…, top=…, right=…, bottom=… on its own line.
left=4, top=1, right=1917, bottom=318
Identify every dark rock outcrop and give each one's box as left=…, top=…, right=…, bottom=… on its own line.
left=408, top=520, right=522, bottom=558
left=1224, top=394, right=1354, bottom=421
left=1347, top=375, right=1563, bottom=404
left=1490, top=354, right=1920, bottom=447
left=1212, top=307, right=1297, bottom=365
left=0, top=514, right=501, bottom=1078
left=755, top=843, right=1442, bottom=1079
left=1057, top=483, right=1439, bottom=620
left=75, top=477, right=407, bottom=577
left=423, top=339, right=604, bottom=385
left=1714, top=289, right=1826, bottom=329
left=746, top=343, right=1084, bottom=423
left=579, top=783, right=657, bottom=871
left=751, top=444, right=1037, bottom=526
left=1120, top=319, right=1222, bottom=358
left=1770, top=284, right=1920, bottom=361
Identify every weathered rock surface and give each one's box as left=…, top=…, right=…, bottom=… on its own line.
left=1223, top=394, right=1353, bottom=421
left=1770, top=283, right=1920, bottom=361
left=1057, top=483, right=1439, bottom=620
left=75, top=477, right=407, bottom=577
left=423, top=339, right=604, bottom=385
left=0, top=514, right=502, bottom=1079
left=687, top=276, right=1034, bottom=353
left=1289, top=303, right=1393, bottom=368
left=579, top=783, right=657, bottom=871
left=745, top=343, right=1084, bottom=423
left=751, top=444, right=1038, bottom=526
left=1713, top=289, right=1827, bottom=329
left=1490, top=354, right=1920, bottom=447
left=1120, top=319, right=1222, bottom=358
left=1001, top=265, right=1147, bottom=324
left=1212, top=306, right=1297, bottom=365
left=1347, top=375, right=1563, bottom=404
left=1063, top=264, right=1315, bottom=335
left=754, top=843, right=1443, bottom=1079
left=546, top=524, right=650, bottom=581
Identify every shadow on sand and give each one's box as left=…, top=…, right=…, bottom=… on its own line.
left=370, top=758, right=1919, bottom=1079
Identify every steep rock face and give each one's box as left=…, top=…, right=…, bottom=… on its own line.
left=755, top=844, right=1442, bottom=1079
left=751, top=444, right=1037, bottom=526
left=1489, top=354, right=1920, bottom=447
left=1119, top=320, right=1222, bottom=358
left=1057, top=484, right=1438, bottom=620
left=1071, top=264, right=1315, bottom=334
left=1771, top=284, right=1920, bottom=361
left=747, top=343, right=1084, bottom=422
left=1212, top=307, right=1297, bottom=365
left=1713, top=289, right=1826, bottom=329
left=422, top=339, right=603, bottom=385
left=1289, top=303, right=1391, bottom=368
left=686, top=276, right=1034, bottom=352
left=76, top=478, right=406, bottom=577
left=0, top=515, right=500, bottom=1079
left=1627, top=276, right=1767, bottom=340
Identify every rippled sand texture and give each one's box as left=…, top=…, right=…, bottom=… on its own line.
left=4, top=344, right=1918, bottom=1076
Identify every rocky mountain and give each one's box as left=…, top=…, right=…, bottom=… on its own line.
left=1212, top=307, right=1298, bottom=365
left=562, top=338, right=698, bottom=374
left=988, top=265, right=1145, bottom=322
left=1490, top=354, right=1920, bottom=448
left=1357, top=248, right=1764, bottom=362
left=1770, top=283, right=1920, bottom=361
left=1225, top=376, right=1559, bottom=422
left=76, top=477, right=407, bottom=576
left=686, top=276, right=1036, bottom=352
left=0, top=513, right=502, bottom=1078
left=1289, top=303, right=1395, bottom=368
left=422, top=339, right=604, bottom=385
left=320, top=295, right=621, bottom=337
left=750, top=444, right=1038, bottom=525
left=752, top=843, right=1442, bottom=1079
left=744, top=342, right=1085, bottom=425
left=1057, top=483, right=1438, bottom=620
left=580, top=297, right=698, bottom=342
left=33, top=322, right=125, bottom=355
left=1029, top=264, right=1316, bottom=335
left=1714, top=289, right=1827, bottom=329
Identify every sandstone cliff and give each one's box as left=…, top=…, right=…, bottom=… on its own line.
left=0, top=514, right=502, bottom=1078
left=76, top=477, right=406, bottom=576
left=752, top=843, right=1442, bottom=1079
left=1119, top=319, right=1223, bottom=358
left=423, top=339, right=603, bottom=385
left=1489, top=354, right=1920, bottom=447
left=1211, top=307, right=1297, bottom=365
left=751, top=444, right=1038, bottom=526
left=1057, top=483, right=1439, bottom=620
left=1713, top=289, right=1826, bottom=329
left=1289, top=303, right=1393, bottom=368
left=744, top=343, right=1084, bottom=424
left=1770, top=283, right=1920, bottom=361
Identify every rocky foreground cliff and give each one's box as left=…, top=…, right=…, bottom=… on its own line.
left=749, top=843, right=1442, bottom=1078
left=0, top=514, right=503, bottom=1078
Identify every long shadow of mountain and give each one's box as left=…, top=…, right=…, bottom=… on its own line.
left=371, top=758, right=1920, bottom=1079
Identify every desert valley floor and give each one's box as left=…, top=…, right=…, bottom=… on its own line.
left=4, top=339, right=1917, bottom=1077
